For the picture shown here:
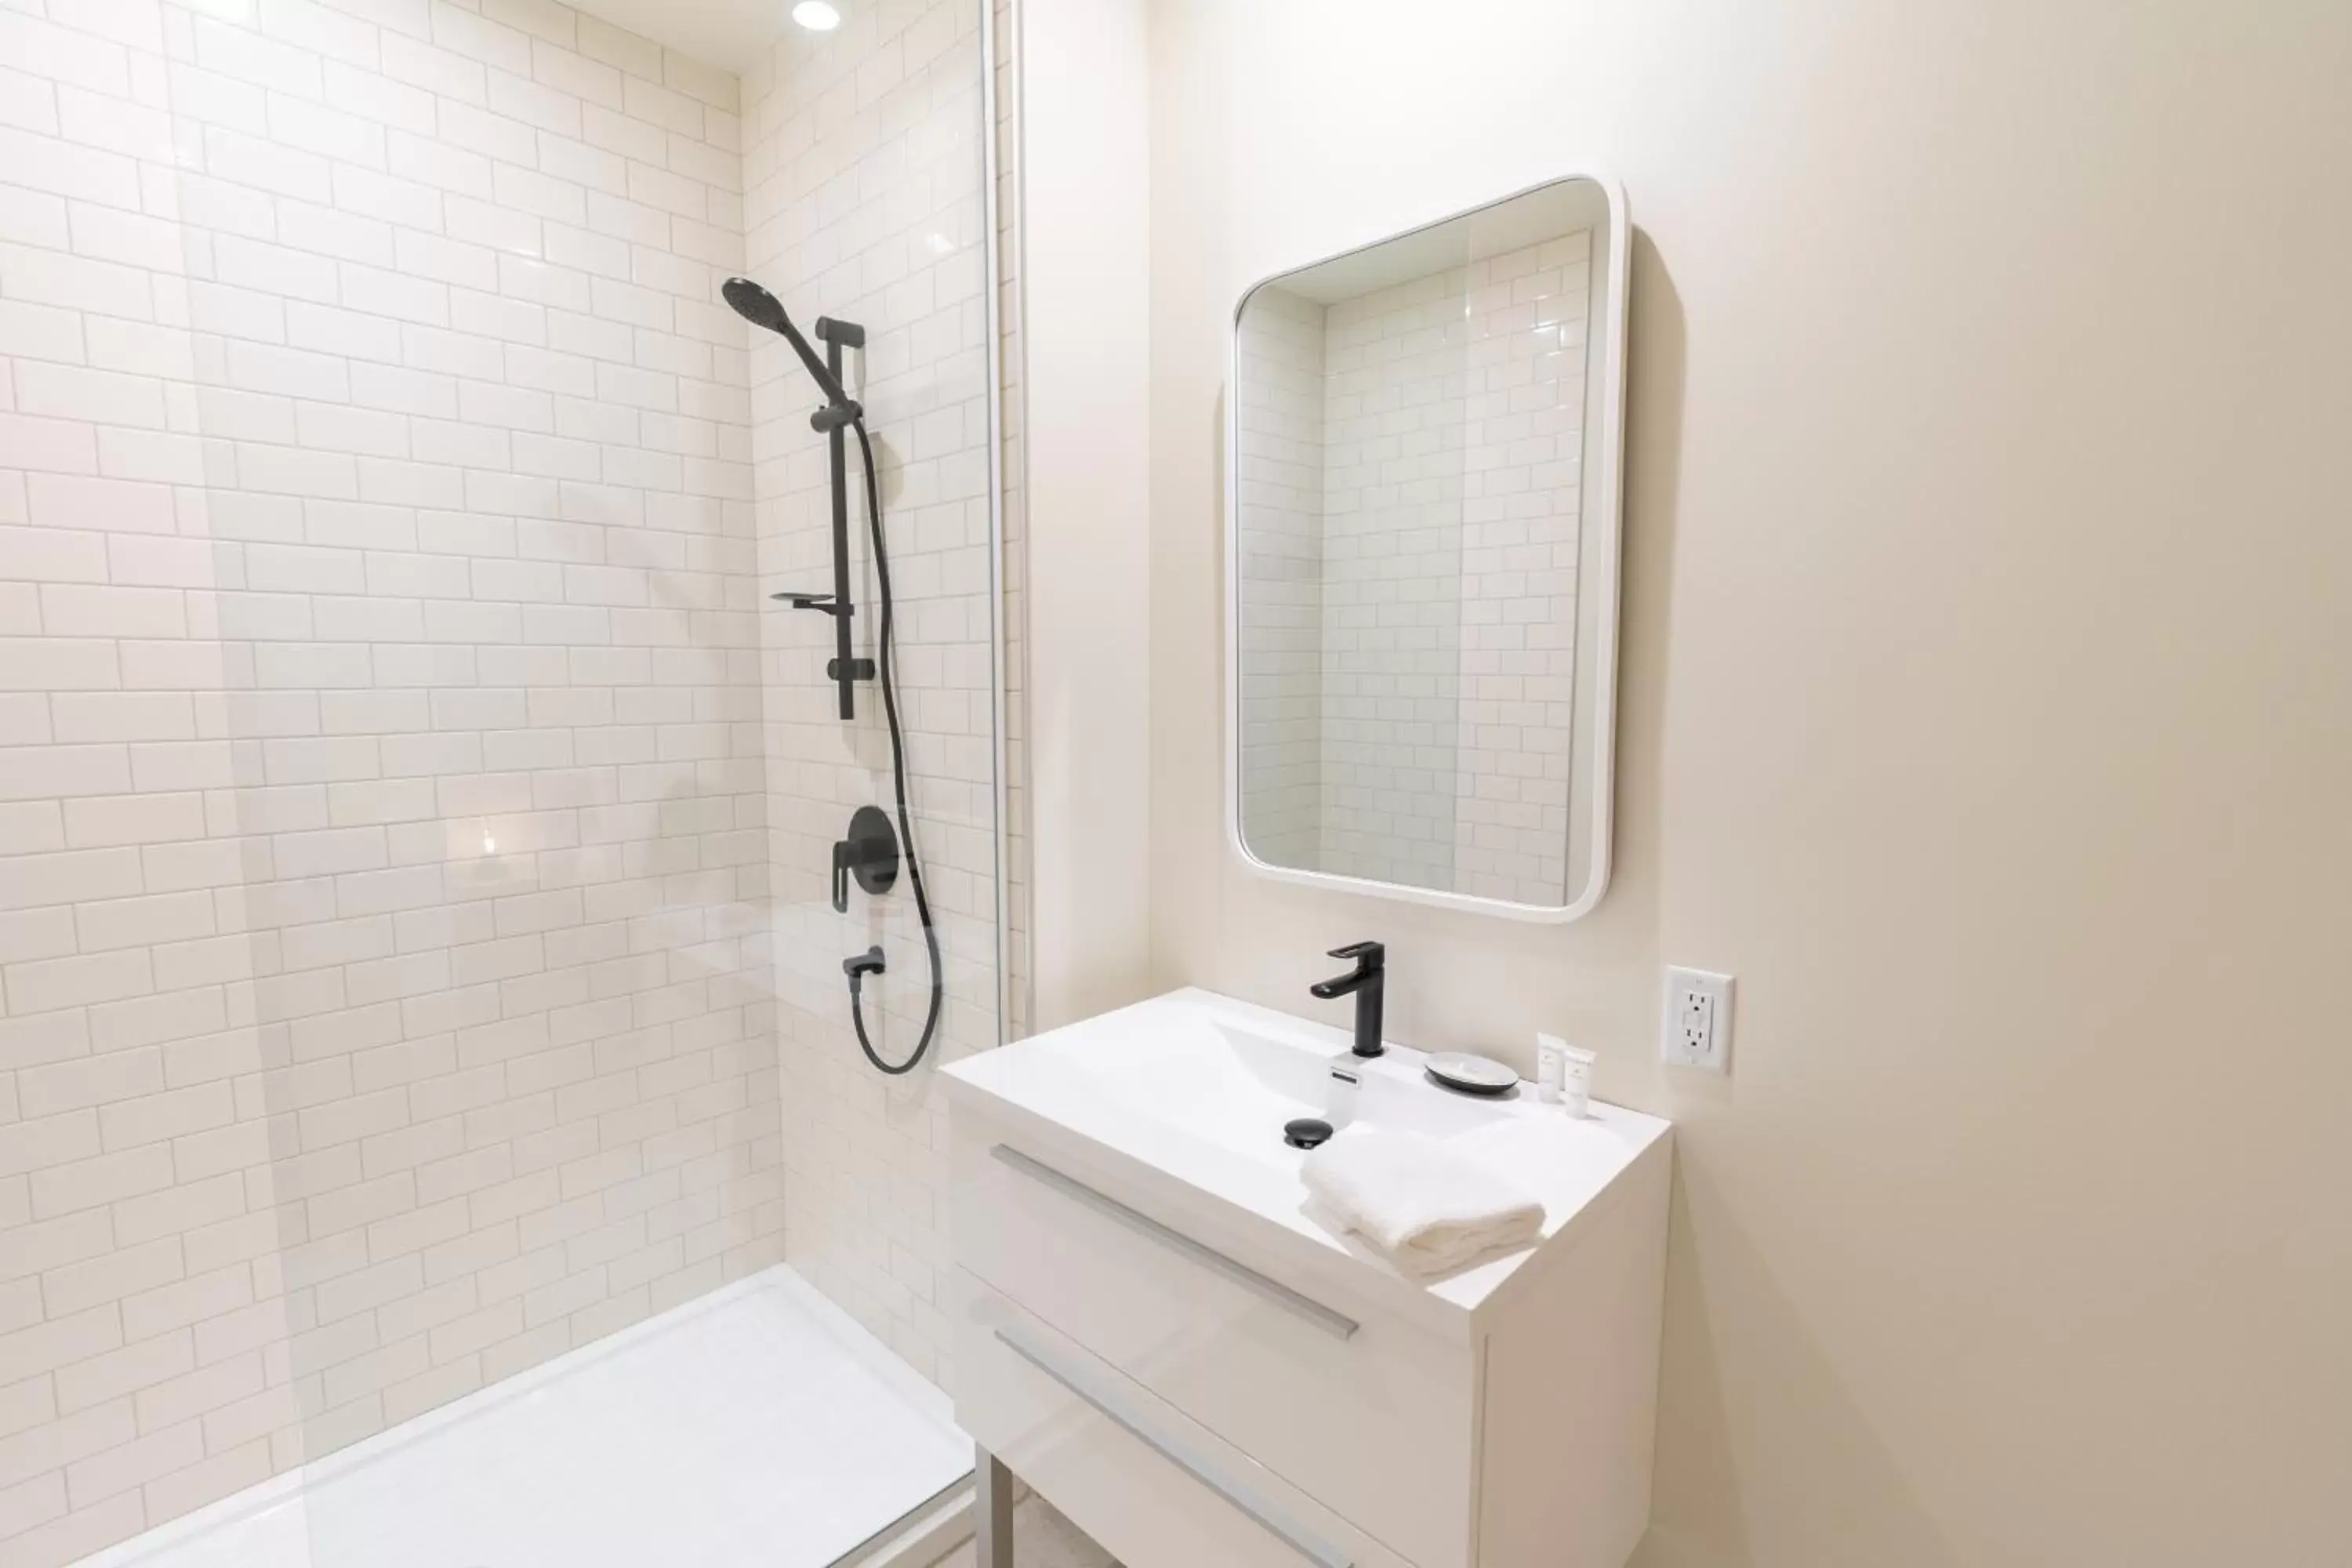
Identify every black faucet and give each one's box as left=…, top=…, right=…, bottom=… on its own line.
left=1310, top=941, right=1385, bottom=1058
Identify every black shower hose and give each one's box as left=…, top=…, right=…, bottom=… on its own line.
left=844, top=418, right=946, bottom=1076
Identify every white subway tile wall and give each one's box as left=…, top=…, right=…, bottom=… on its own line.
left=1436, top=230, right=1588, bottom=904
left=1233, top=231, right=1590, bottom=906
left=1319, top=268, right=1472, bottom=890
left=0, top=0, right=804, bottom=1560
left=1234, top=284, right=1326, bottom=869
left=742, top=0, right=1000, bottom=1393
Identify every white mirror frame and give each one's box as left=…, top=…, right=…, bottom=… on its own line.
left=1224, top=173, right=1630, bottom=924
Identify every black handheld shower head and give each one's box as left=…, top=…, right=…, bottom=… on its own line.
left=724, top=275, right=854, bottom=413
left=721, top=275, right=790, bottom=333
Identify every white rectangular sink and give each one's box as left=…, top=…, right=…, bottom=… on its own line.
left=944, top=986, right=1671, bottom=1327
left=943, top=988, right=1675, bottom=1568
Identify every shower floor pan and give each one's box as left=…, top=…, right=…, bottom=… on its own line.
left=74, top=1267, right=972, bottom=1568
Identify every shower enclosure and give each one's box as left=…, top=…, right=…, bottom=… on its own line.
left=0, top=0, right=1014, bottom=1563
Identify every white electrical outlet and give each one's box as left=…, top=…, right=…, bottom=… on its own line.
left=1661, top=967, right=1734, bottom=1073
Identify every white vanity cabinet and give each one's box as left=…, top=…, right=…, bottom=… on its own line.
left=940, top=989, right=1673, bottom=1568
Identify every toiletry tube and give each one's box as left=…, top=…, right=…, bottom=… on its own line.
left=1559, top=1044, right=1596, bottom=1117
left=1536, top=1034, right=1567, bottom=1104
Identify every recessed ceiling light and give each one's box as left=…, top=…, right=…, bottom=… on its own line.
left=792, top=1, right=841, bottom=30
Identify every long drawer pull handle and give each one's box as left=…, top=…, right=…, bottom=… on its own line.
left=990, top=1144, right=1358, bottom=1341
left=995, top=1326, right=1354, bottom=1568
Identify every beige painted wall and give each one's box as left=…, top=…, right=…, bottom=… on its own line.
left=1022, top=0, right=1156, bottom=1030
left=1142, top=2, right=2352, bottom=1564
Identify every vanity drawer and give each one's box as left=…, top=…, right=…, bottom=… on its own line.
left=953, top=1128, right=1472, bottom=1568
left=956, top=1276, right=1417, bottom=1568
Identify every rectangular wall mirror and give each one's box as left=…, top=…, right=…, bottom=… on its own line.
left=1226, top=176, right=1629, bottom=921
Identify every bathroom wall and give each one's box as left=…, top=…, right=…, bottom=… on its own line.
left=1020, top=0, right=1152, bottom=1030
left=740, top=0, right=999, bottom=1388
left=1141, top=2, right=2352, bottom=1565
left=0, top=3, right=779, bottom=1562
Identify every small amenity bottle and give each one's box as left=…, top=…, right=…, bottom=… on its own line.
left=1537, top=1034, right=1597, bottom=1116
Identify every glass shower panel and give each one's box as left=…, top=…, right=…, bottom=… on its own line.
left=278, top=0, right=999, bottom=1559
left=0, top=0, right=996, bottom=1563
left=746, top=0, right=1004, bottom=1383
left=169, top=2, right=798, bottom=1556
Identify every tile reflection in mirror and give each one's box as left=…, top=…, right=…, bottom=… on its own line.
left=1229, top=177, right=1627, bottom=918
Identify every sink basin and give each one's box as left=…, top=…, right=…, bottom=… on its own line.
left=942, top=986, right=1672, bottom=1322
left=1063, top=1018, right=1505, bottom=1166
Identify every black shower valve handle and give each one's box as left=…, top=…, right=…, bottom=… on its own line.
left=832, top=807, right=901, bottom=916
left=829, top=833, right=876, bottom=914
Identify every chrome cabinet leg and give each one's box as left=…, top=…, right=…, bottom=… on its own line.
left=974, top=1444, right=1014, bottom=1568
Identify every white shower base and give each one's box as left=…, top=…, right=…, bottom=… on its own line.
left=75, top=1268, right=972, bottom=1568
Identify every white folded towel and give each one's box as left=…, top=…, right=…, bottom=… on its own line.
left=1300, top=1127, right=1546, bottom=1278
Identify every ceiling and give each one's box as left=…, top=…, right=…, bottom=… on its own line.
left=568, top=0, right=786, bottom=69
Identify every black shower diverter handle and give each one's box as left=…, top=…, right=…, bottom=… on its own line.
left=831, top=805, right=902, bottom=913
left=830, top=838, right=854, bottom=915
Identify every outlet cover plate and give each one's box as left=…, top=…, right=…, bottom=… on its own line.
left=1661, top=967, right=1734, bottom=1073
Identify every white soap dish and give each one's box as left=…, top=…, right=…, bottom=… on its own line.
left=1424, top=1053, right=1520, bottom=1097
